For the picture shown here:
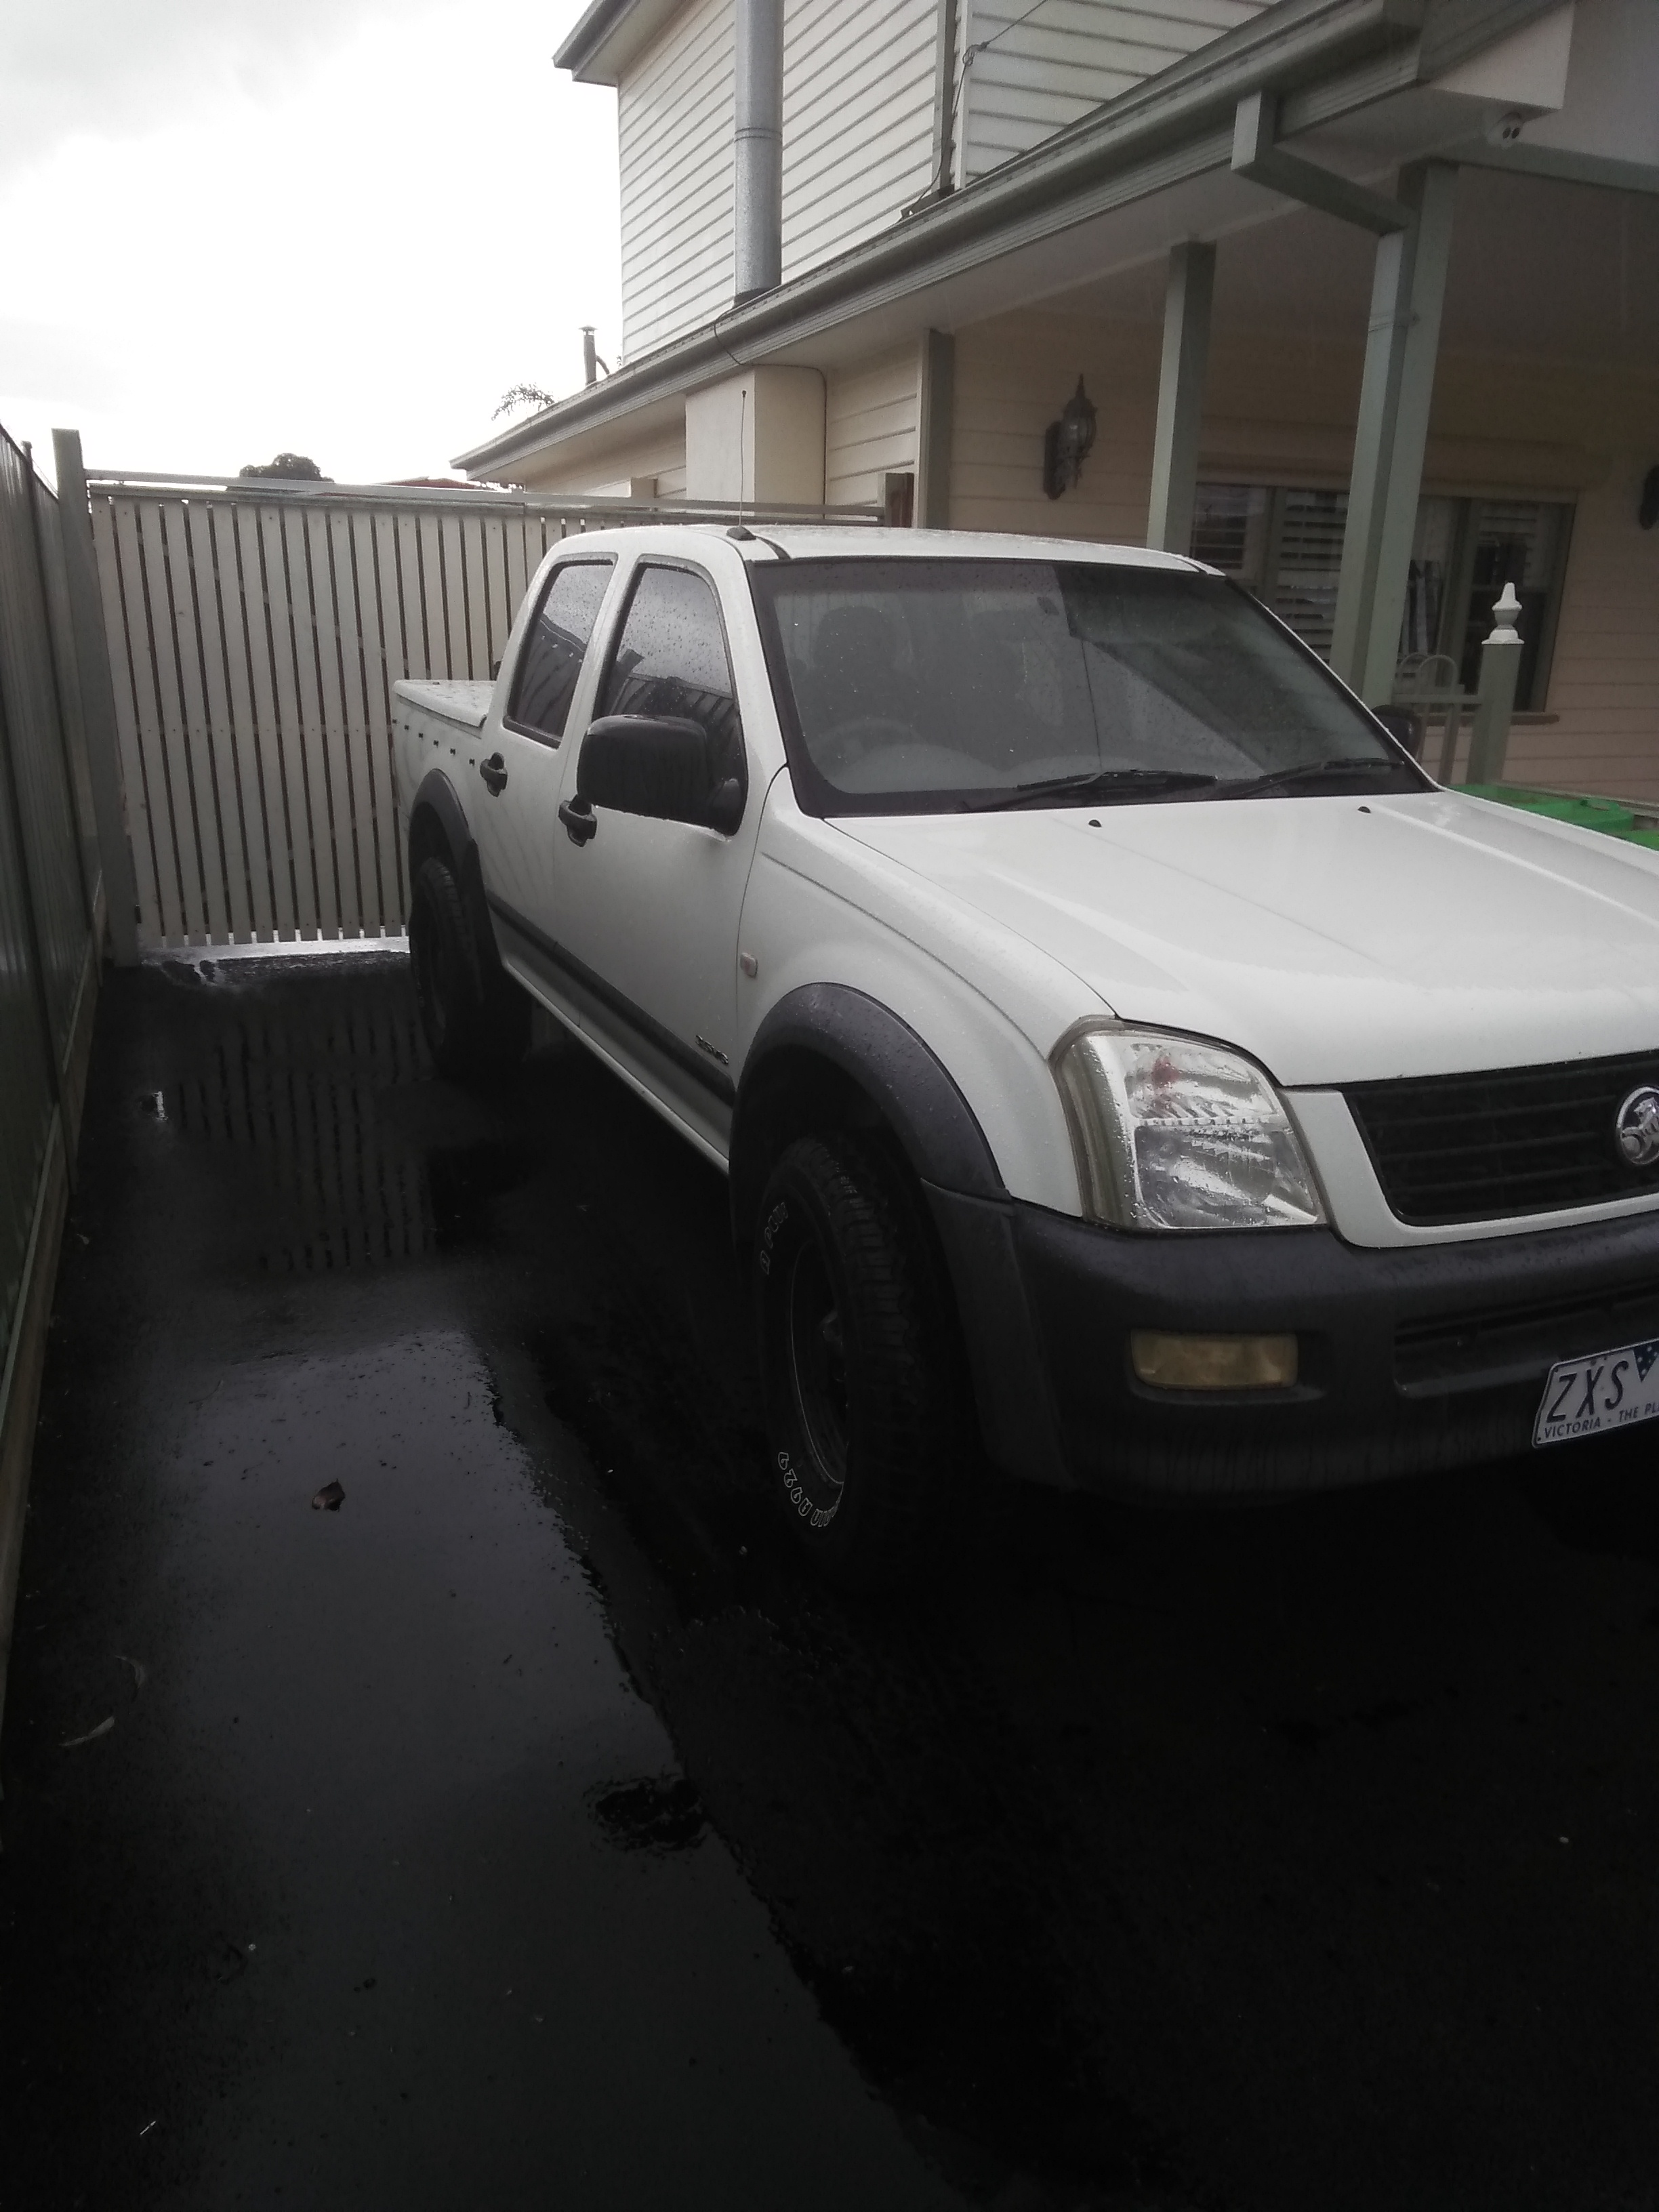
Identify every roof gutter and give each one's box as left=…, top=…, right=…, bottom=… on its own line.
left=555, top=0, right=630, bottom=73
left=462, top=0, right=1545, bottom=476
left=555, top=0, right=662, bottom=79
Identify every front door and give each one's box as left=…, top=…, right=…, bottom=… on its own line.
left=550, top=558, right=764, bottom=1154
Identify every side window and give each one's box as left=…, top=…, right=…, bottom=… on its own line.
left=598, top=565, right=743, bottom=782
left=506, top=560, right=613, bottom=742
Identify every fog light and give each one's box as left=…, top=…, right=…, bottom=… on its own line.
left=1130, top=1331, right=1298, bottom=1390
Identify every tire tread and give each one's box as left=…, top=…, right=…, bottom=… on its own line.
left=760, top=1133, right=954, bottom=1586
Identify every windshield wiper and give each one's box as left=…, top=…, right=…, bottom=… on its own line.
left=962, top=768, right=1219, bottom=813
left=1222, top=757, right=1407, bottom=799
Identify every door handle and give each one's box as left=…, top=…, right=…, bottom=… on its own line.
left=558, top=797, right=597, bottom=846
left=479, top=752, right=508, bottom=797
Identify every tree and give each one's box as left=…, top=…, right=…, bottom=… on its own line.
left=493, top=385, right=555, bottom=419
left=239, top=453, right=329, bottom=481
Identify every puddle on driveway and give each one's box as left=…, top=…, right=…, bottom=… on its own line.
left=143, top=958, right=537, bottom=1273
left=37, top=1321, right=971, bottom=2211
left=18, top=954, right=1659, bottom=2212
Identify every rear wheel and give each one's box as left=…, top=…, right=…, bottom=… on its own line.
left=755, top=1134, right=960, bottom=1589
left=409, top=854, right=528, bottom=1079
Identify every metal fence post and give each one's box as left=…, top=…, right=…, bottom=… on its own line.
left=1466, top=583, right=1524, bottom=785
left=50, top=428, right=139, bottom=965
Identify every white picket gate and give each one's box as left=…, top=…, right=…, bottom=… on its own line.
left=86, top=475, right=875, bottom=950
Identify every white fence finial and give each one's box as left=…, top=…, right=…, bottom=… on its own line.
left=1486, top=581, right=1523, bottom=643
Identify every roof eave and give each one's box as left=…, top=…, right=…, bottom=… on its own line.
left=554, top=0, right=684, bottom=83
left=463, top=0, right=1551, bottom=476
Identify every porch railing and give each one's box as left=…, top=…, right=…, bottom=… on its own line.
left=1391, top=591, right=1526, bottom=784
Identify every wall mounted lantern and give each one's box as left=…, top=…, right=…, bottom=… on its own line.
left=1043, top=377, right=1097, bottom=500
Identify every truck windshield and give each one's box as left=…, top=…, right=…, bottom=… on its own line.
left=748, top=558, right=1425, bottom=816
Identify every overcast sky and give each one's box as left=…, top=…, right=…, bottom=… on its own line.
left=0, top=0, right=622, bottom=485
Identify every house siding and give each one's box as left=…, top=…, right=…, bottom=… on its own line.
left=958, top=0, right=1271, bottom=183
left=825, top=345, right=922, bottom=505
left=615, top=0, right=1281, bottom=354
left=620, top=0, right=935, bottom=359
left=619, top=0, right=734, bottom=361
left=1467, top=361, right=1659, bottom=803
left=516, top=430, right=689, bottom=499
left=781, top=0, right=939, bottom=283
left=949, top=311, right=1161, bottom=539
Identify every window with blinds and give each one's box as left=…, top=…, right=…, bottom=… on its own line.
left=1191, top=485, right=1572, bottom=710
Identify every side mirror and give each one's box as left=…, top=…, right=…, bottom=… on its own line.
left=705, top=777, right=745, bottom=835
left=1371, top=705, right=1420, bottom=758
left=577, top=715, right=745, bottom=832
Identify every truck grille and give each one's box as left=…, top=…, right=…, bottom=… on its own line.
left=1345, top=1052, right=1659, bottom=1226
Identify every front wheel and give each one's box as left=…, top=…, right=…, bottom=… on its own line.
left=754, top=1134, right=960, bottom=1589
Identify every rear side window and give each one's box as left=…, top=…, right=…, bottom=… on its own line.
left=598, top=564, right=743, bottom=781
left=507, top=560, right=613, bottom=741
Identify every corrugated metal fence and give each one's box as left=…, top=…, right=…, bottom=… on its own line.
left=0, top=417, right=104, bottom=1711
left=85, top=475, right=876, bottom=951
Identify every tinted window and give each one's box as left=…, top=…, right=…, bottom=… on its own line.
left=598, top=565, right=743, bottom=783
left=751, top=558, right=1418, bottom=817
left=507, top=560, right=612, bottom=741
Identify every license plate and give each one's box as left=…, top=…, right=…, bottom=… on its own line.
left=1534, top=1338, right=1659, bottom=1447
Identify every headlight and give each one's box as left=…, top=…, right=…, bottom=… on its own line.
left=1053, top=1026, right=1325, bottom=1230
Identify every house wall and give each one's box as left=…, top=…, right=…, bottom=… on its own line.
left=516, top=429, right=689, bottom=499
left=1460, top=358, right=1659, bottom=802
left=619, top=0, right=935, bottom=359
left=946, top=308, right=1659, bottom=798
left=514, top=346, right=923, bottom=508
left=616, top=0, right=1273, bottom=358
left=957, top=0, right=1270, bottom=184
left=781, top=0, right=938, bottom=284
left=825, top=344, right=922, bottom=506
left=950, top=310, right=1162, bottom=537
left=686, top=367, right=827, bottom=501
left=618, top=0, right=735, bottom=361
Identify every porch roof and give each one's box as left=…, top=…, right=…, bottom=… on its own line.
left=457, top=0, right=1584, bottom=480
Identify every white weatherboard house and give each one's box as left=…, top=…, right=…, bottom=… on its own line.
left=457, top=0, right=1659, bottom=798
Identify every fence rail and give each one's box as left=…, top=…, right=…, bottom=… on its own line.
left=84, top=475, right=878, bottom=951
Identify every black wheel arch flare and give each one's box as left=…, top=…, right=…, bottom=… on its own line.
left=731, top=983, right=1069, bottom=1489
left=408, top=769, right=476, bottom=880
left=730, top=983, right=1005, bottom=1243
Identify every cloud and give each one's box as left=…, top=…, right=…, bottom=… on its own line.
left=0, top=0, right=620, bottom=483
left=0, top=316, right=121, bottom=408
left=0, top=0, right=432, bottom=182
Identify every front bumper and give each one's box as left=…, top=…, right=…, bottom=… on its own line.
left=925, top=1187, right=1659, bottom=1497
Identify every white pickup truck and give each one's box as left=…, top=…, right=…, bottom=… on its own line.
left=392, top=525, right=1659, bottom=1584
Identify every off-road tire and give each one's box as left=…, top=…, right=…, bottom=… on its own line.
left=754, top=1133, right=959, bottom=1590
left=409, top=855, right=527, bottom=1079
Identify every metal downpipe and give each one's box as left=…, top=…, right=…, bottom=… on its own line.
left=734, top=0, right=783, bottom=302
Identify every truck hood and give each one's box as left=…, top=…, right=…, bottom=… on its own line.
left=835, top=790, right=1659, bottom=1087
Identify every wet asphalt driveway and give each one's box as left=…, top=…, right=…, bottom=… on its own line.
left=6, top=955, right=1659, bottom=2211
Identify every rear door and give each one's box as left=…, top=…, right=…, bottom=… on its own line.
left=549, top=558, right=764, bottom=1151
left=470, top=555, right=615, bottom=940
